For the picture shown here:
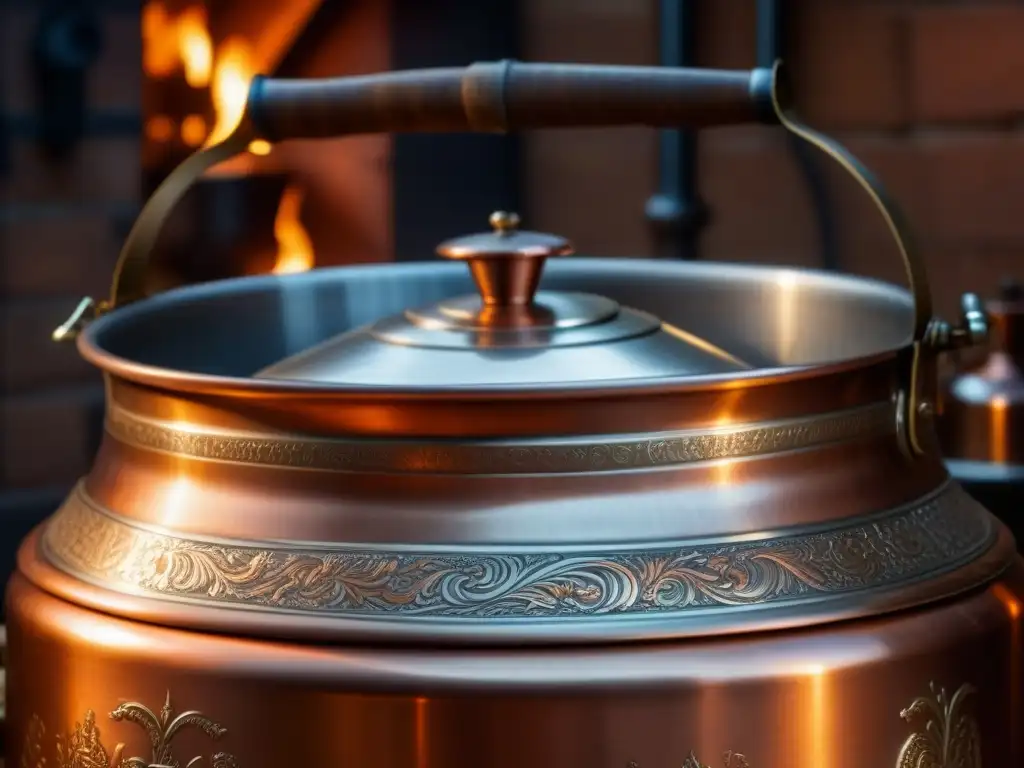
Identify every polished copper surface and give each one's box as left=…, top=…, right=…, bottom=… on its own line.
left=436, top=210, right=570, bottom=314
left=8, top=561, right=1024, bottom=767
left=10, top=60, right=1018, bottom=767
left=942, top=281, right=1024, bottom=466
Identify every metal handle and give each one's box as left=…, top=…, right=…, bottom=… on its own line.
left=54, top=60, right=986, bottom=457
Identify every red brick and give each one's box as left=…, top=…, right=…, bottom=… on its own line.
left=908, top=6, right=1024, bottom=124
left=917, top=128, right=1024, bottom=243
left=695, top=0, right=756, bottom=69
left=0, top=386, right=103, bottom=489
left=525, top=127, right=656, bottom=257
left=790, top=2, right=910, bottom=130
left=698, top=126, right=818, bottom=266
left=1, top=211, right=123, bottom=296
left=0, top=300, right=102, bottom=393
left=522, top=0, right=657, bottom=64
left=820, top=132, right=933, bottom=286
left=0, top=138, right=141, bottom=205
left=0, top=8, right=140, bottom=112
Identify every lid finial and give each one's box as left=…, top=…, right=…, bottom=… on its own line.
left=489, top=210, right=521, bottom=235
left=436, top=211, right=573, bottom=317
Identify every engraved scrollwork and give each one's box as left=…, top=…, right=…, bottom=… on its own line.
left=628, top=751, right=750, bottom=768
left=104, top=400, right=895, bottom=474
left=24, top=692, right=237, bottom=768
left=896, top=683, right=982, bottom=768
left=41, top=481, right=993, bottom=619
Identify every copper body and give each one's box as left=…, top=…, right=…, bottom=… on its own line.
left=8, top=556, right=1024, bottom=768
left=7, top=271, right=1023, bottom=765
left=7, top=61, right=1022, bottom=766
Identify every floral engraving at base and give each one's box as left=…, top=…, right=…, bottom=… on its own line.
left=42, top=481, right=992, bottom=619
left=629, top=751, right=749, bottom=768
left=896, top=683, right=981, bottom=768
left=21, top=692, right=238, bottom=768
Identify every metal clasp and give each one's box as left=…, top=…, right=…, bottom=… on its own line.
left=52, top=296, right=108, bottom=343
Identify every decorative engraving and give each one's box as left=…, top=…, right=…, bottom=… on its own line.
left=23, top=692, right=238, bottom=768
left=57, top=710, right=111, bottom=768
left=629, top=751, right=749, bottom=768
left=42, top=482, right=992, bottom=619
left=897, top=683, right=981, bottom=768
left=21, top=714, right=47, bottom=768
left=105, top=401, right=894, bottom=474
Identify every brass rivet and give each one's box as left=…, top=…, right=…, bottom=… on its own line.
left=489, top=210, right=520, bottom=235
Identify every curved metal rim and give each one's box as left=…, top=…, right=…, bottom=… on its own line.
left=78, top=257, right=914, bottom=399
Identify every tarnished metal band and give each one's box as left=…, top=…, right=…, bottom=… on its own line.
left=105, top=401, right=897, bottom=474
left=42, top=481, right=993, bottom=620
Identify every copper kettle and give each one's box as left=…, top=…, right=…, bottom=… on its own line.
left=941, top=279, right=1024, bottom=549
left=5, top=61, right=1020, bottom=768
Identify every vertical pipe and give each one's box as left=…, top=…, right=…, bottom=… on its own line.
left=645, top=0, right=706, bottom=260
left=756, top=0, right=840, bottom=272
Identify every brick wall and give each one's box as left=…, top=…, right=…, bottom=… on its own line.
left=522, top=0, right=1024, bottom=317
left=0, top=2, right=141, bottom=585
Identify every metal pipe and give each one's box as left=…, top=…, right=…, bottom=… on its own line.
left=645, top=0, right=707, bottom=260
left=756, top=0, right=840, bottom=272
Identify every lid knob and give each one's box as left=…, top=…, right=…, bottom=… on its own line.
left=437, top=212, right=573, bottom=314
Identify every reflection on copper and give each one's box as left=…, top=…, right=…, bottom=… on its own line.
left=993, top=581, right=1022, bottom=759
left=802, top=664, right=831, bottom=768
left=991, top=396, right=1008, bottom=463
left=415, top=696, right=429, bottom=768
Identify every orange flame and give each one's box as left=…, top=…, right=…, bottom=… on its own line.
left=205, top=37, right=255, bottom=147
left=176, top=7, right=212, bottom=88
left=273, top=185, right=314, bottom=274
left=142, top=3, right=177, bottom=77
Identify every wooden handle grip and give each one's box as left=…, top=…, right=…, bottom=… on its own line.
left=246, top=61, right=776, bottom=140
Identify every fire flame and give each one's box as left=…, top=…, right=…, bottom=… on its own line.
left=205, top=37, right=254, bottom=147
left=176, top=8, right=212, bottom=88
left=143, top=3, right=314, bottom=275
left=273, top=186, right=314, bottom=274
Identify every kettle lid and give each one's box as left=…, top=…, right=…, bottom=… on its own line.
left=255, top=212, right=751, bottom=387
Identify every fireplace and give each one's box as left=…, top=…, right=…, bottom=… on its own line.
left=140, top=0, right=371, bottom=290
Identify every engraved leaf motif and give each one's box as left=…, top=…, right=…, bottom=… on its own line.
left=109, top=692, right=234, bottom=768
left=21, top=693, right=239, bottom=768
left=628, top=751, right=749, bottom=768
left=897, top=683, right=981, bottom=768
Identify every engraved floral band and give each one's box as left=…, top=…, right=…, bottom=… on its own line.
left=105, top=400, right=896, bottom=474
left=42, top=481, right=993, bottom=620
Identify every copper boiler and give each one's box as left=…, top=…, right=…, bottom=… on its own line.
left=942, top=280, right=1024, bottom=549
left=5, top=61, right=1022, bottom=768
